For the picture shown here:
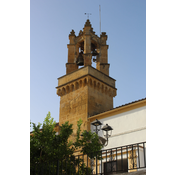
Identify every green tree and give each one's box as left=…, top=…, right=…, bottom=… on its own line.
left=30, top=112, right=102, bottom=175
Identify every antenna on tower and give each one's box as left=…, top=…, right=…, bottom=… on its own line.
left=99, top=5, right=101, bottom=35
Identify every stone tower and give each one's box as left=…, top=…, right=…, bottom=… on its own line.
left=56, top=20, right=117, bottom=136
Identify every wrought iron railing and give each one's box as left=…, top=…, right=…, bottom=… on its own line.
left=30, top=142, right=146, bottom=175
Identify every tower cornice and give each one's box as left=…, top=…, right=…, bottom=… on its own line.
left=57, top=66, right=116, bottom=86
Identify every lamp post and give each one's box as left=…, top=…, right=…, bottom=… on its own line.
left=101, top=124, right=113, bottom=146
left=91, top=119, right=113, bottom=146
left=91, top=119, right=103, bottom=135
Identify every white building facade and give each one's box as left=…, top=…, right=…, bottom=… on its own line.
left=89, top=98, right=146, bottom=174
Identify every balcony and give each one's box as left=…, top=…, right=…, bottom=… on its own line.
left=30, top=142, right=146, bottom=175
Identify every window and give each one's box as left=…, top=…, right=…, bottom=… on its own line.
left=104, top=159, right=128, bottom=175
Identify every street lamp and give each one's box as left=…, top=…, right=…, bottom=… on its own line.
left=91, top=119, right=103, bottom=135
left=101, top=124, right=113, bottom=146
left=91, top=119, right=113, bottom=147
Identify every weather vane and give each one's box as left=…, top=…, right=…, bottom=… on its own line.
left=84, top=13, right=92, bottom=19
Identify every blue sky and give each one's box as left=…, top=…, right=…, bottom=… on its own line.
left=30, top=0, right=146, bottom=126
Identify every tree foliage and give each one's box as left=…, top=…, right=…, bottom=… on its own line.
left=30, top=112, right=102, bottom=174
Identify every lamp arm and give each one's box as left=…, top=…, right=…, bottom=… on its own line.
left=103, top=137, right=108, bottom=147
left=102, top=130, right=112, bottom=147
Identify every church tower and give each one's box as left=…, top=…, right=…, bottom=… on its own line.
left=56, top=20, right=117, bottom=136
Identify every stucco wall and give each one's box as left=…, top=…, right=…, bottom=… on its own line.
left=91, top=106, right=146, bottom=149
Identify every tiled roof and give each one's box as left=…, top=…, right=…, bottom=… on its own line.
left=114, top=98, right=146, bottom=109
left=91, top=98, right=146, bottom=116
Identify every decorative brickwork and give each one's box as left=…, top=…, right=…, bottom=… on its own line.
left=57, top=76, right=116, bottom=98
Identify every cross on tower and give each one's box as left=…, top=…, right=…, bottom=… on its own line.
left=84, top=13, right=92, bottom=19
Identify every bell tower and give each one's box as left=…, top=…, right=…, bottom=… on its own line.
left=56, top=20, right=117, bottom=137
left=66, top=19, right=110, bottom=75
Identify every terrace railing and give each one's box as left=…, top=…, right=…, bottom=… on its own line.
left=30, top=142, right=146, bottom=175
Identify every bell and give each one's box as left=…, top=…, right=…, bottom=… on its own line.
left=92, top=50, right=98, bottom=56
left=76, top=51, right=84, bottom=66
